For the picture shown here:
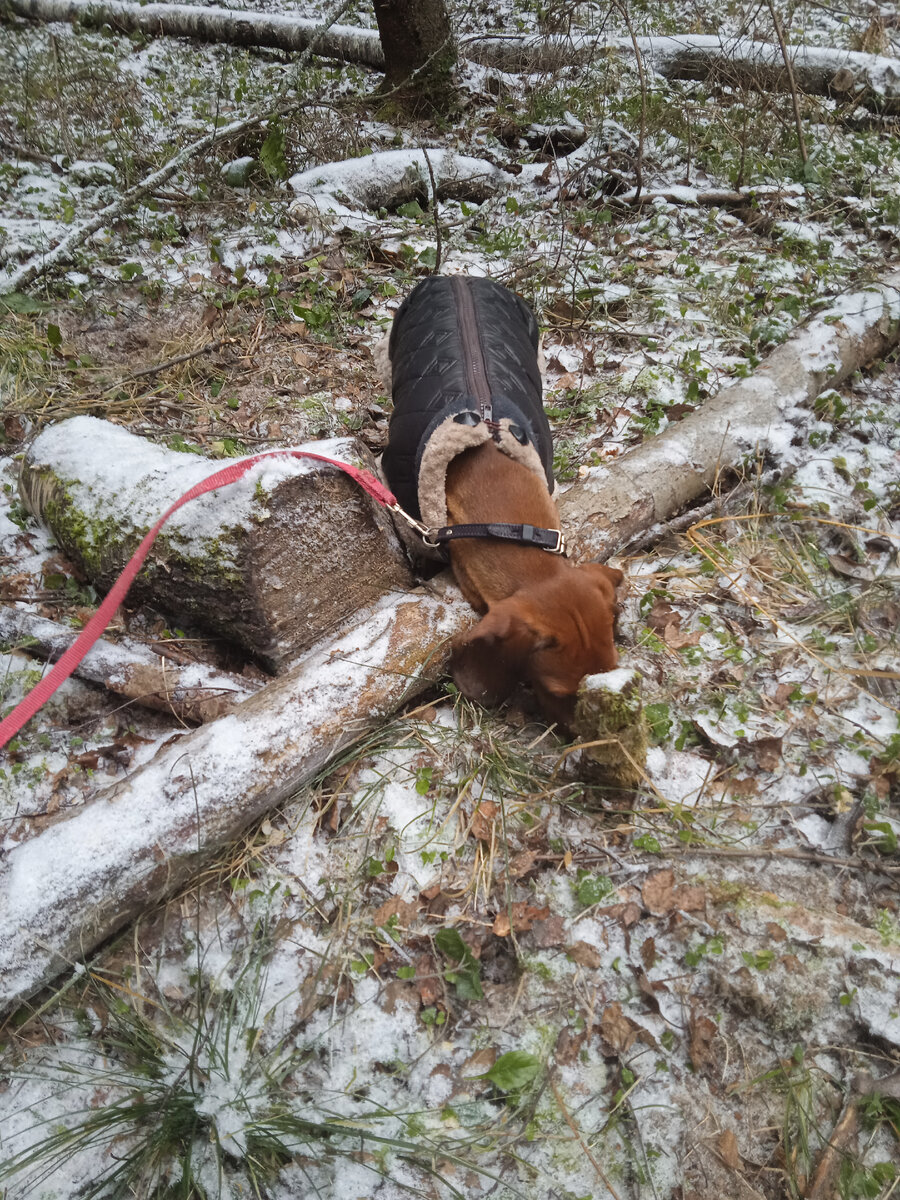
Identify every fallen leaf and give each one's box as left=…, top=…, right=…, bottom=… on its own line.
left=827, top=553, right=874, bottom=582
left=640, top=936, right=657, bottom=969
left=642, top=870, right=676, bottom=915
left=568, top=940, right=604, bottom=968
left=600, top=1002, right=642, bottom=1053
left=664, top=624, right=702, bottom=649
left=555, top=1025, right=586, bottom=1065
left=529, top=915, right=566, bottom=947
left=605, top=900, right=643, bottom=927
left=718, top=1128, right=742, bottom=1170
left=502, top=849, right=538, bottom=880
left=752, top=736, right=783, bottom=772
left=646, top=598, right=680, bottom=635
left=492, top=903, right=549, bottom=937
left=471, top=800, right=498, bottom=842
left=688, top=1008, right=719, bottom=1072
left=373, top=896, right=420, bottom=928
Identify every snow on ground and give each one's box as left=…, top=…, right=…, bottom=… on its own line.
left=1, top=0, right=899, bottom=1196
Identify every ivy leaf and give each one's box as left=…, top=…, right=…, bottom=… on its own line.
left=259, top=123, right=288, bottom=180
left=435, top=928, right=483, bottom=1000
left=484, top=1051, right=541, bottom=1091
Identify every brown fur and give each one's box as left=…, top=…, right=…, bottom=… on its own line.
left=445, top=442, right=623, bottom=725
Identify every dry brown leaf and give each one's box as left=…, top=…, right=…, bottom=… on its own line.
left=646, top=598, right=680, bottom=635
left=640, top=936, right=658, bottom=969
left=642, top=869, right=675, bottom=915
left=600, top=1002, right=643, bottom=1053
left=555, top=1025, right=586, bottom=1066
left=605, top=900, right=643, bottom=927
left=492, top=903, right=549, bottom=937
left=718, top=1128, right=742, bottom=1170
left=689, top=1009, right=719, bottom=1072
left=568, top=940, right=604, bottom=968
left=372, top=896, right=420, bottom=928
left=529, top=914, right=566, bottom=947
left=503, top=849, right=538, bottom=879
left=471, top=800, right=498, bottom=842
left=663, top=624, right=702, bottom=649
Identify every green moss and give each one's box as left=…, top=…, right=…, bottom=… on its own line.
left=572, top=671, right=649, bottom=790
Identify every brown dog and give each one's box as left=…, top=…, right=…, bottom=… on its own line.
left=380, top=276, right=623, bottom=726
left=444, top=442, right=622, bottom=726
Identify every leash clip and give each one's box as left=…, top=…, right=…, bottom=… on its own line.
left=388, top=502, right=441, bottom=547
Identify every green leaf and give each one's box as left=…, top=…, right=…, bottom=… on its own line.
left=259, top=122, right=288, bottom=181
left=575, top=871, right=614, bottom=907
left=0, top=292, right=51, bottom=314
left=46, top=323, right=62, bottom=348
left=484, top=1050, right=541, bottom=1091
left=397, top=200, right=425, bottom=219
left=435, top=928, right=483, bottom=1000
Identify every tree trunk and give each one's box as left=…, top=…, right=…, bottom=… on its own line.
left=0, top=582, right=471, bottom=1015
left=19, top=418, right=412, bottom=673
left=559, top=275, right=900, bottom=561
left=371, top=0, right=456, bottom=115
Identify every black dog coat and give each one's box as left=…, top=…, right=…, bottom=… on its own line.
left=380, top=277, right=555, bottom=544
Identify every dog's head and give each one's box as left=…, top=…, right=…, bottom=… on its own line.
left=448, top=562, right=624, bottom=727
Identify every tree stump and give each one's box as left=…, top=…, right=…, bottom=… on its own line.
left=20, top=416, right=412, bottom=672
left=571, top=668, right=649, bottom=793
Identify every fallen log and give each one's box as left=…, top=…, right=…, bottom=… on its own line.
left=3, top=0, right=384, bottom=65
left=559, top=274, right=900, bottom=560
left=0, top=582, right=471, bottom=1015
left=19, top=419, right=412, bottom=672
left=7, top=1, right=897, bottom=115
left=0, top=608, right=261, bottom=723
left=5, top=0, right=897, bottom=114
left=469, top=33, right=900, bottom=116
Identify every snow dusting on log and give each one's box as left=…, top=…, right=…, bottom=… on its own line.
left=0, top=582, right=471, bottom=1014
left=20, top=418, right=412, bottom=671
left=560, top=273, right=900, bottom=559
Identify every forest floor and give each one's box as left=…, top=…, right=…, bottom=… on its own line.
left=1, top=1, right=899, bottom=1197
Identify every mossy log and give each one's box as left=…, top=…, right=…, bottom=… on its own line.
left=0, top=582, right=471, bottom=1015
left=571, top=668, right=648, bottom=793
left=19, top=417, right=412, bottom=672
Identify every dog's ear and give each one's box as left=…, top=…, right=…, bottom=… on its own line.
left=585, top=562, right=624, bottom=592
left=449, top=604, right=544, bottom=705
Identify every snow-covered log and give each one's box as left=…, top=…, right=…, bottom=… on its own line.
left=0, top=609, right=261, bottom=723
left=470, top=33, right=900, bottom=115
left=0, top=582, right=470, bottom=1014
left=19, top=419, right=412, bottom=672
left=8, top=0, right=898, bottom=116
left=289, top=147, right=520, bottom=215
left=560, top=275, right=900, bottom=560
left=4, top=0, right=384, bottom=65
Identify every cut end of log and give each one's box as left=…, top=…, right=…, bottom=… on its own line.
left=571, top=667, right=648, bottom=792
left=19, top=418, right=414, bottom=671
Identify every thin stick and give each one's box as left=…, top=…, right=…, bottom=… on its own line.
left=2, top=0, right=352, bottom=293
left=766, top=0, right=809, bottom=164
left=550, top=1073, right=623, bottom=1200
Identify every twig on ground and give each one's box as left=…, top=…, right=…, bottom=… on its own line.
left=1, top=0, right=353, bottom=294
left=766, top=0, right=810, bottom=165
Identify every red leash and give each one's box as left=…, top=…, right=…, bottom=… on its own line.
left=0, top=449, right=398, bottom=752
